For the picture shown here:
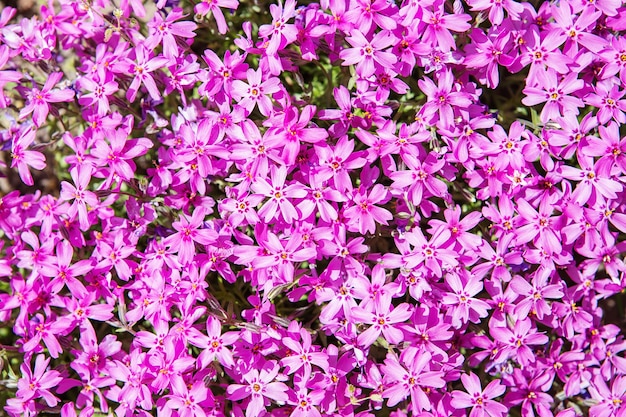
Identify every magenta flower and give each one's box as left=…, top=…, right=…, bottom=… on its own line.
left=599, top=35, right=626, bottom=85
left=343, top=0, right=397, bottom=33
left=381, top=350, right=445, bottom=413
left=146, top=9, right=197, bottom=59
left=504, top=369, right=554, bottom=417
left=195, top=0, right=239, bottom=34
left=258, top=0, right=298, bottom=56
left=517, top=31, right=571, bottom=79
left=522, top=68, right=584, bottom=123
left=584, top=79, right=626, bottom=124
left=451, top=372, right=508, bottom=417
left=314, top=136, right=367, bottom=192
left=10, top=127, right=46, bottom=186
left=390, top=152, right=448, bottom=206
left=559, top=154, right=623, bottom=205
left=23, top=313, right=66, bottom=358
left=588, top=375, right=626, bottom=417
left=513, top=197, right=563, bottom=254
left=91, top=127, right=153, bottom=185
left=351, top=264, right=400, bottom=312
left=441, top=270, right=491, bottom=328
left=0, top=45, right=22, bottom=108
left=584, top=121, right=626, bottom=173
left=163, top=207, right=218, bottom=265
left=202, top=49, right=248, bottom=99
left=96, top=232, right=137, bottom=281
left=464, top=29, right=515, bottom=89
left=509, top=268, right=564, bottom=320
left=251, top=165, right=307, bottom=223
left=227, top=361, right=290, bottom=417
left=231, top=68, right=281, bottom=116
left=490, top=318, right=549, bottom=366
left=77, top=71, right=118, bottom=117
left=162, top=379, right=213, bottom=417
left=473, top=234, right=522, bottom=282
left=351, top=299, right=412, bottom=348
left=418, top=70, right=472, bottom=128
left=19, top=72, right=74, bottom=126
left=281, top=327, right=329, bottom=378
left=466, top=0, right=523, bottom=24
left=421, top=2, right=471, bottom=51
left=339, top=30, right=397, bottom=78
left=343, top=183, right=393, bottom=235
left=271, top=105, right=328, bottom=165
left=396, top=228, right=458, bottom=278
left=550, top=3, right=607, bottom=55
left=118, top=44, right=169, bottom=102
left=195, top=316, right=239, bottom=368
left=59, top=166, right=99, bottom=231
left=16, top=355, right=63, bottom=407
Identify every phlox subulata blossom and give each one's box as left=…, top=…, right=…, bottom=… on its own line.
left=3, top=0, right=626, bottom=415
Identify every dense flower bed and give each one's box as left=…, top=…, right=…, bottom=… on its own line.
left=1, top=0, right=626, bottom=415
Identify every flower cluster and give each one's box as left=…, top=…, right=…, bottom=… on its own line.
left=1, top=0, right=626, bottom=416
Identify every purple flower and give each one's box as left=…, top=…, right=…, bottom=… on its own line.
left=490, top=318, right=549, bottom=366
left=10, top=127, right=46, bottom=186
left=231, top=68, right=281, bottom=116
left=163, top=207, right=218, bottom=265
left=381, top=350, right=445, bottom=413
left=16, top=355, right=63, bottom=407
left=118, top=45, right=169, bottom=102
left=227, top=360, right=290, bottom=417
left=418, top=70, right=472, bottom=128
left=195, top=0, right=239, bottom=34
left=522, top=68, right=584, bottom=123
left=451, top=372, right=508, bottom=417
left=339, top=30, right=397, bottom=78
left=59, top=166, right=99, bottom=231
left=18, top=72, right=74, bottom=127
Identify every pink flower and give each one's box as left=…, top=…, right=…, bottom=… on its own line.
left=441, top=270, right=491, bottom=328
left=16, top=355, right=63, bottom=407
left=522, top=68, right=584, bottom=123
left=339, top=30, right=397, bottom=78
left=10, top=127, right=46, bottom=186
left=418, top=70, right=472, bottom=128
left=59, top=166, right=99, bottom=231
left=421, top=1, right=471, bottom=51
left=195, top=0, right=239, bottom=34
left=252, top=165, right=307, bottom=223
left=118, top=44, right=169, bottom=102
left=344, top=183, right=393, bottom=235
left=381, top=350, right=445, bottom=413
left=18, top=72, right=74, bottom=126
left=509, top=268, right=564, bottom=320
left=490, top=318, right=549, bottom=366
left=270, top=105, right=328, bottom=165
left=467, top=0, right=523, bottom=25
left=258, top=0, right=298, bottom=56
left=231, top=68, right=281, bottom=116
left=227, top=361, right=290, bottom=417
left=584, top=79, right=626, bottom=124
left=281, top=327, right=329, bottom=378
left=146, top=9, right=197, bottom=59
left=91, top=127, right=153, bottom=186
left=162, top=380, right=213, bottom=417
left=588, top=375, right=626, bottom=417
left=451, top=372, right=508, bottom=417
left=0, top=45, right=21, bottom=108
left=351, top=298, right=412, bottom=348
left=163, top=207, right=218, bottom=265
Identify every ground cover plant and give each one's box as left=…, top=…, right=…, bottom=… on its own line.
left=1, top=0, right=626, bottom=415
